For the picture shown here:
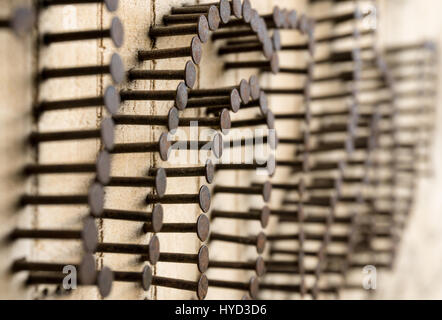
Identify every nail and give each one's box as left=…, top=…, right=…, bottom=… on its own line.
left=385, top=41, right=436, bottom=54
left=277, top=159, right=308, bottom=172
left=186, top=89, right=241, bottom=113
left=40, top=0, right=119, bottom=12
left=26, top=267, right=113, bottom=298
left=101, top=204, right=164, bottom=233
left=300, top=196, right=337, bottom=208
left=128, top=61, right=196, bottom=88
left=43, top=17, right=124, bottom=47
left=152, top=214, right=210, bottom=242
left=170, top=133, right=224, bottom=159
left=145, top=185, right=211, bottom=213
left=211, top=206, right=270, bottom=228
left=224, top=53, right=279, bottom=74
left=209, top=257, right=266, bottom=277
left=209, top=277, right=259, bottom=299
left=210, top=232, right=266, bottom=254
left=107, top=169, right=167, bottom=197
left=189, top=79, right=251, bottom=104
left=152, top=274, right=208, bottom=300
left=28, top=118, right=115, bottom=151
left=225, top=30, right=281, bottom=53
left=12, top=253, right=98, bottom=285
left=315, top=9, right=365, bottom=25
left=138, top=37, right=202, bottom=65
left=23, top=150, right=111, bottom=185
left=310, top=90, right=354, bottom=101
left=218, top=38, right=274, bottom=59
left=148, top=160, right=215, bottom=184
left=119, top=82, right=188, bottom=110
left=214, top=181, right=272, bottom=202
left=261, top=6, right=285, bottom=28
left=0, top=7, right=34, bottom=36
left=309, top=123, right=352, bottom=136
left=262, top=86, right=307, bottom=96
left=249, top=75, right=261, bottom=100
left=110, top=132, right=171, bottom=161
left=154, top=245, right=209, bottom=273
left=35, top=86, right=120, bottom=116
left=310, top=160, right=346, bottom=173
left=149, top=15, right=209, bottom=43
left=225, top=133, right=278, bottom=151
left=40, top=53, right=124, bottom=84
left=9, top=217, right=98, bottom=252
left=164, top=6, right=220, bottom=31
left=215, top=156, right=276, bottom=176
left=95, top=235, right=160, bottom=265
left=178, top=108, right=231, bottom=131
left=230, top=110, right=275, bottom=129
left=316, top=29, right=373, bottom=43
left=113, top=265, right=152, bottom=291
left=278, top=131, right=309, bottom=146
left=305, top=139, right=354, bottom=155
left=20, top=183, right=104, bottom=216
left=112, top=107, right=179, bottom=132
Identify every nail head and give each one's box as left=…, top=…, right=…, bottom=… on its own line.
left=219, top=109, right=231, bottom=131
left=148, top=235, right=160, bottom=265
left=101, top=117, right=115, bottom=151
left=239, top=79, right=251, bottom=104
left=110, top=53, right=125, bottom=84
left=262, top=181, right=272, bottom=202
left=184, top=61, right=197, bottom=89
left=249, top=276, right=259, bottom=299
left=198, top=245, right=210, bottom=273
left=242, top=0, right=252, bottom=23
left=249, top=75, right=260, bottom=100
left=261, top=206, right=270, bottom=228
left=97, top=267, right=114, bottom=298
left=110, top=17, right=124, bottom=48
left=159, top=133, right=171, bottom=161
left=96, top=151, right=111, bottom=185
left=207, top=6, right=221, bottom=31
left=82, top=217, right=99, bottom=252
left=191, top=37, right=203, bottom=65
left=79, top=254, right=97, bottom=285
left=11, top=8, right=35, bottom=36
left=168, top=107, right=180, bottom=132
left=212, top=133, right=223, bottom=159
left=199, top=185, right=211, bottom=213
left=151, top=204, right=164, bottom=233
left=103, top=86, right=121, bottom=115
left=175, top=82, right=188, bottom=110
left=155, top=168, right=167, bottom=197
left=256, top=232, right=266, bottom=254
left=196, top=214, right=210, bottom=242
left=219, top=0, right=231, bottom=24
left=88, top=183, right=105, bottom=217
left=197, top=274, right=209, bottom=300
left=142, top=265, right=153, bottom=291
left=256, top=256, right=266, bottom=277
left=205, top=160, right=215, bottom=184
left=105, top=0, right=119, bottom=12
left=197, top=15, right=209, bottom=43
left=270, top=53, right=280, bottom=74
left=232, top=0, right=242, bottom=18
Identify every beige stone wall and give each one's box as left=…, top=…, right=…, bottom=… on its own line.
left=0, top=0, right=441, bottom=300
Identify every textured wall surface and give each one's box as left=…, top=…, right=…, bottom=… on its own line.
left=0, top=0, right=441, bottom=300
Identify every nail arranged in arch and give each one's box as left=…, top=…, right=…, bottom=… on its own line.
left=164, top=5, right=220, bottom=31
left=145, top=185, right=211, bottom=213
left=107, top=168, right=167, bottom=197
left=39, top=53, right=125, bottom=84
left=34, top=86, right=121, bottom=116
left=209, top=277, right=259, bottom=299
left=0, top=7, right=35, bottom=36
left=40, top=0, right=119, bottom=12
left=9, top=217, right=98, bottom=253
left=211, top=206, right=270, bottom=228
left=149, top=15, right=209, bottom=43
left=214, top=181, right=272, bottom=202
left=224, top=53, right=280, bottom=74
left=209, top=257, right=266, bottom=277
left=26, top=266, right=113, bottom=298
left=177, top=108, right=231, bottom=131
left=152, top=273, right=209, bottom=300
left=138, top=37, right=202, bottom=65
left=186, top=89, right=241, bottom=113
left=189, top=79, right=251, bottom=104
left=19, top=183, right=105, bottom=217
left=128, top=61, right=197, bottom=89
left=110, top=132, right=171, bottom=161
left=101, top=204, right=164, bottom=233
left=153, top=245, right=209, bottom=273
left=230, top=111, right=275, bottom=129
left=180, top=0, right=232, bottom=24
left=215, top=156, right=276, bottom=176
left=210, top=232, right=266, bottom=254
left=120, top=82, right=188, bottom=110
left=148, top=160, right=215, bottom=184
left=153, top=214, right=210, bottom=242
left=95, top=235, right=160, bottom=265
left=112, top=107, right=179, bottom=132
left=42, top=17, right=124, bottom=47
left=23, top=150, right=111, bottom=185
left=28, top=118, right=115, bottom=151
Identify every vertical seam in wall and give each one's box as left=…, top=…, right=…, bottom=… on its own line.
left=96, top=2, right=105, bottom=300
left=151, top=0, right=158, bottom=301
